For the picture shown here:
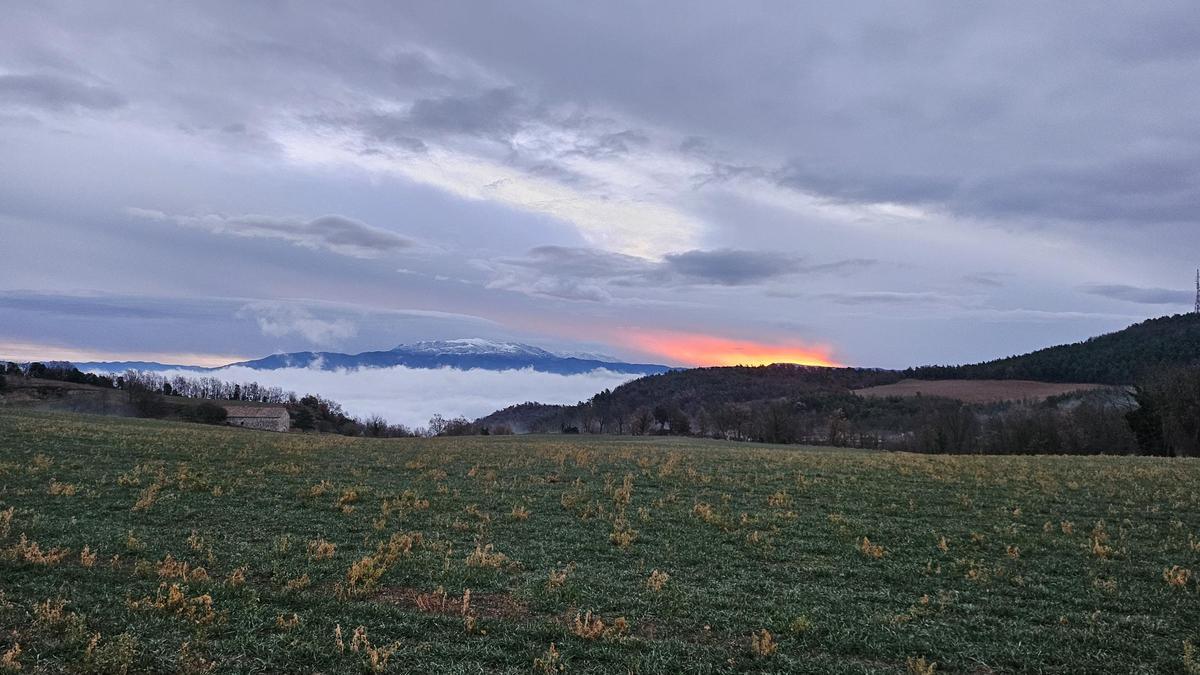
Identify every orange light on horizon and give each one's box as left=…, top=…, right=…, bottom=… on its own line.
left=0, top=340, right=247, bottom=368
left=619, top=330, right=840, bottom=368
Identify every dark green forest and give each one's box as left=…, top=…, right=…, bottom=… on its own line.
left=905, top=313, right=1200, bottom=384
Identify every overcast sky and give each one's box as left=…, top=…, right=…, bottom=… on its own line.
left=3, top=2, right=1198, bottom=370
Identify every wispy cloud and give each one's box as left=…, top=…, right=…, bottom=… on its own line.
left=1080, top=283, right=1192, bottom=305
left=128, top=209, right=413, bottom=258
left=0, top=73, right=125, bottom=111
left=483, top=246, right=870, bottom=302
left=236, top=302, right=357, bottom=346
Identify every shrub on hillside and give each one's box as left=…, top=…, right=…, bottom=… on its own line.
left=182, top=401, right=228, bottom=425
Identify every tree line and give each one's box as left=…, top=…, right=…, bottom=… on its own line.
left=9, top=359, right=1200, bottom=455
left=478, top=363, right=1200, bottom=456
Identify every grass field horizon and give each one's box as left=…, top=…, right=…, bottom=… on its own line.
left=1, top=409, right=1198, bottom=673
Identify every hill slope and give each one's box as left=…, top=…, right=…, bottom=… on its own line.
left=477, top=364, right=902, bottom=432
left=905, top=313, right=1200, bottom=384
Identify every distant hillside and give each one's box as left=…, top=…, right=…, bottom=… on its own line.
left=477, top=364, right=902, bottom=432
left=905, top=313, right=1200, bottom=384
left=855, top=379, right=1109, bottom=404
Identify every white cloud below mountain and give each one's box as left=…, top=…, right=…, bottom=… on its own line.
left=157, top=364, right=637, bottom=429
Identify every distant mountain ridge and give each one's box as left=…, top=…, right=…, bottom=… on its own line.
left=74, top=339, right=671, bottom=376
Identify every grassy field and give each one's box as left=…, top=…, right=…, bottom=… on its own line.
left=853, top=379, right=1108, bottom=405
left=0, top=410, right=1198, bottom=673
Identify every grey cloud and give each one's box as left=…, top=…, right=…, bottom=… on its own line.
left=568, top=129, right=650, bottom=159
left=774, top=159, right=957, bottom=205
left=820, top=291, right=953, bottom=306
left=691, top=162, right=770, bottom=188
left=347, top=112, right=430, bottom=152
left=962, top=274, right=1004, bottom=288
left=955, top=153, right=1200, bottom=225
left=801, top=259, right=878, bottom=275
left=1080, top=284, right=1192, bottom=306
left=487, top=246, right=871, bottom=301
left=0, top=73, right=125, bottom=111
left=131, top=209, right=414, bottom=259
left=664, top=249, right=802, bottom=285
left=0, top=290, right=193, bottom=320
left=309, top=88, right=528, bottom=152
left=407, top=87, right=524, bottom=138
left=678, top=136, right=712, bottom=156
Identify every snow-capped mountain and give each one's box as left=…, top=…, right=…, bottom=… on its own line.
left=76, top=339, right=670, bottom=376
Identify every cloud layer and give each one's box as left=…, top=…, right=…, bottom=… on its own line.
left=2, top=3, right=1198, bottom=371
left=159, top=365, right=637, bottom=429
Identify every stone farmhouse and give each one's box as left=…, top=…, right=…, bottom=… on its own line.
left=222, top=405, right=290, bottom=432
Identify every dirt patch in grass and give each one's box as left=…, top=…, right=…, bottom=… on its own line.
left=854, top=378, right=1110, bottom=404
left=374, top=587, right=531, bottom=619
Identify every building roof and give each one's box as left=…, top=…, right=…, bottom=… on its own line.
left=222, top=405, right=289, bottom=418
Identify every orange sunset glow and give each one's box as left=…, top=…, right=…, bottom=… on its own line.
left=621, top=330, right=840, bottom=367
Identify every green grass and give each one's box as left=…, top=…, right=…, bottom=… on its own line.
left=0, top=409, right=1198, bottom=673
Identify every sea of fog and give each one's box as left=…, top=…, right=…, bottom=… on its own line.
left=154, top=365, right=639, bottom=429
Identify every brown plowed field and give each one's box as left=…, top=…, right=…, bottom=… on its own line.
left=854, top=378, right=1110, bottom=404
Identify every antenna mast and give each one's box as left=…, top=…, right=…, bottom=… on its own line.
left=1195, top=269, right=1199, bottom=314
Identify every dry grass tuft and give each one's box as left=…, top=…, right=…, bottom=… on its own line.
left=337, top=489, right=359, bottom=514
left=1184, top=640, right=1200, bottom=675
left=80, top=545, right=97, bottom=568
left=5, top=534, right=70, bottom=565
left=465, top=543, right=507, bottom=569
left=645, top=569, right=670, bottom=592
left=156, top=554, right=207, bottom=582
left=347, top=626, right=396, bottom=673
left=340, top=532, right=422, bottom=597
left=571, top=610, right=628, bottom=640
left=129, top=583, right=216, bottom=624
left=307, top=538, right=336, bottom=560
left=132, top=483, right=162, bottom=512
left=1163, top=565, right=1192, bottom=589
left=285, top=574, right=310, bottom=591
left=533, top=643, right=564, bottom=674
left=47, top=479, right=77, bottom=496
left=0, top=643, right=20, bottom=673
left=546, top=563, right=575, bottom=590
left=907, top=656, right=937, bottom=674
left=609, top=520, right=638, bottom=549
left=276, top=613, right=301, bottom=630
left=225, top=567, right=246, bottom=587
left=859, top=536, right=885, bottom=559
left=749, top=629, right=777, bottom=657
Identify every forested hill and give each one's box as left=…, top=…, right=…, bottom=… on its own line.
left=476, top=364, right=903, bottom=432
left=603, top=364, right=901, bottom=411
left=905, top=313, right=1200, bottom=385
